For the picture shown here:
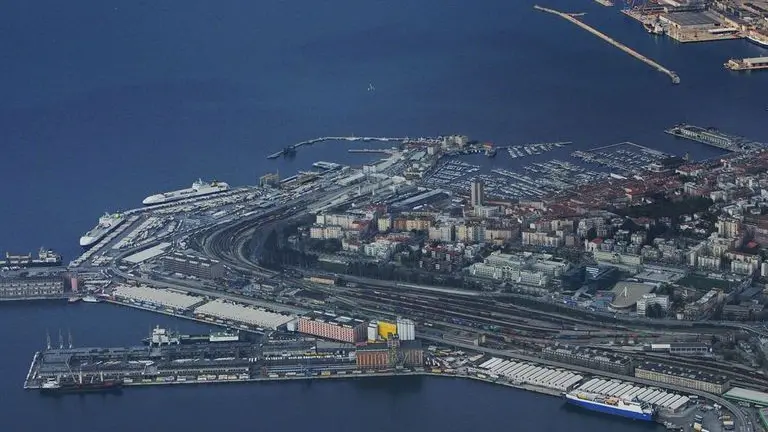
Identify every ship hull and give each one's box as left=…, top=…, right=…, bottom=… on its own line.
left=41, top=382, right=123, bottom=395
left=565, top=396, right=654, bottom=421
left=142, top=183, right=229, bottom=205
left=748, top=35, right=768, bottom=48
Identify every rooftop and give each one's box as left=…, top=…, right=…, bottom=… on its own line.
left=301, top=311, right=366, bottom=327
left=661, top=11, right=718, bottom=27
left=194, top=299, right=295, bottom=330
left=609, top=281, right=656, bottom=309
left=724, top=387, right=768, bottom=406
left=637, top=361, right=729, bottom=385
left=112, top=285, right=203, bottom=310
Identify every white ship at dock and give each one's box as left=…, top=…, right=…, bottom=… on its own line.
left=142, top=179, right=229, bottom=205
left=79, top=213, right=125, bottom=248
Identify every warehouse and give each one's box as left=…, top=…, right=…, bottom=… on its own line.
left=659, top=11, right=719, bottom=30
left=194, top=299, right=295, bottom=330
left=723, top=387, right=768, bottom=407
left=112, top=284, right=203, bottom=310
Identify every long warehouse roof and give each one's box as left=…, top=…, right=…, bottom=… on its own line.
left=195, top=299, right=295, bottom=330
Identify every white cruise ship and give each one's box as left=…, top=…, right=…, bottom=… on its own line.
left=79, top=213, right=125, bottom=248
left=142, top=179, right=229, bottom=205
left=747, top=30, right=768, bottom=48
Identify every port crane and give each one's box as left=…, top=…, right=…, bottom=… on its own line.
left=624, top=0, right=660, bottom=13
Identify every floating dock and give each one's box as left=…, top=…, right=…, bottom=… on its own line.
left=725, top=57, right=768, bottom=72
left=534, top=5, right=680, bottom=84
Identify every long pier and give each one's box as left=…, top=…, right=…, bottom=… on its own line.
left=534, top=5, right=680, bottom=85
left=267, top=136, right=412, bottom=159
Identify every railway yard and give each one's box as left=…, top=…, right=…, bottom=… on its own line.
left=13, top=131, right=768, bottom=431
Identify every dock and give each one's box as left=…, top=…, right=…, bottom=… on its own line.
left=534, top=5, right=680, bottom=84
left=725, top=57, right=768, bottom=72
left=266, top=136, right=412, bottom=159
left=665, top=123, right=765, bottom=152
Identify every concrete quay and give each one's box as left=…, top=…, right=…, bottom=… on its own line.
left=429, top=335, right=749, bottom=431
left=534, top=5, right=680, bottom=84
left=266, top=136, right=410, bottom=159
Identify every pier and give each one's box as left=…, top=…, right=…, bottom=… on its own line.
left=266, top=136, right=412, bottom=159
left=665, top=123, right=765, bottom=152
left=534, top=5, right=680, bottom=84
left=725, top=56, right=768, bottom=72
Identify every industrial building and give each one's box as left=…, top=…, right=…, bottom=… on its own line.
left=355, top=338, right=423, bottom=369
left=297, top=312, right=367, bottom=343
left=541, top=345, right=633, bottom=375
left=659, top=11, right=720, bottom=31
left=367, top=318, right=416, bottom=343
left=161, top=252, right=226, bottom=280
left=194, top=299, right=295, bottom=330
left=634, top=361, right=730, bottom=394
left=112, top=284, right=205, bottom=311
left=0, top=275, right=66, bottom=301
left=724, top=387, right=768, bottom=408
left=477, top=357, right=584, bottom=392
left=645, top=343, right=710, bottom=357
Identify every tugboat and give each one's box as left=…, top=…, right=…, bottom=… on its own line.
left=41, top=371, right=123, bottom=395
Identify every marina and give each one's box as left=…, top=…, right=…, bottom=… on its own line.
left=506, top=141, right=572, bottom=159
left=570, top=142, right=671, bottom=173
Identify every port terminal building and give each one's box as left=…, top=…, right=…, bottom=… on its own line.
left=634, top=361, right=730, bottom=394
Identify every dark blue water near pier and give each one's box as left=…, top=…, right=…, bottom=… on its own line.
left=1, top=0, right=766, bottom=429
left=1, top=304, right=662, bottom=432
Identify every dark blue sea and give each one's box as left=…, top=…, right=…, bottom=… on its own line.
left=1, top=0, right=766, bottom=430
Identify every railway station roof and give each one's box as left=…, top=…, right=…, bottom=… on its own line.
left=724, top=387, right=768, bottom=407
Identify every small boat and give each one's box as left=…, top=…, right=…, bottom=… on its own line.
left=67, top=297, right=81, bottom=304
left=82, top=295, right=101, bottom=303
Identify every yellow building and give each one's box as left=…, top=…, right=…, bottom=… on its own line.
left=377, top=321, right=397, bottom=340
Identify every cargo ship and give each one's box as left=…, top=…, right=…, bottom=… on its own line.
left=41, top=374, right=123, bottom=395
left=142, top=179, right=229, bottom=205
left=143, top=325, right=243, bottom=346
left=564, top=391, right=655, bottom=421
left=0, top=248, right=62, bottom=268
left=79, top=213, right=125, bottom=248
